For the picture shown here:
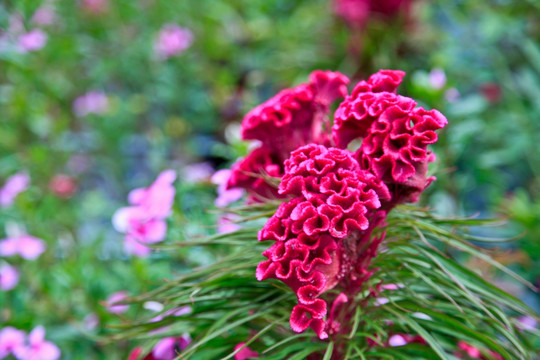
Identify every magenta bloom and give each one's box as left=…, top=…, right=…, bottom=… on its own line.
left=257, top=144, right=388, bottom=339
left=12, top=326, right=61, bottom=360
left=72, top=91, right=109, bottom=117
left=333, top=69, right=447, bottom=203
left=229, top=71, right=349, bottom=202
left=0, top=173, right=30, bottom=208
left=0, top=234, right=46, bottom=260
left=154, top=24, right=193, bottom=60
left=105, top=291, right=129, bottom=314
left=0, top=263, right=19, bottom=291
left=0, top=327, right=25, bottom=358
left=429, top=68, right=447, bottom=90
left=112, top=170, right=176, bottom=257
left=17, top=29, right=48, bottom=52
left=234, top=343, right=259, bottom=360
left=152, top=335, right=191, bottom=360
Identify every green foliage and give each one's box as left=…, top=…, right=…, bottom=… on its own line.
left=110, top=205, right=539, bottom=359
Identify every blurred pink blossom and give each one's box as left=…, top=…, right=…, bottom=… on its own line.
left=388, top=334, right=407, bottom=347
left=13, top=326, right=61, bottom=360
left=152, top=335, right=191, bottom=360
left=0, top=234, right=46, bottom=260
left=32, top=5, right=57, bottom=26
left=105, top=291, right=129, bottom=314
left=72, top=91, right=109, bottom=117
left=518, top=316, right=537, bottom=331
left=217, top=215, right=241, bottom=234
left=80, top=0, right=109, bottom=14
left=444, top=87, right=460, bottom=102
left=154, top=24, right=193, bottom=60
left=49, top=174, right=78, bottom=198
left=429, top=68, right=447, bottom=90
left=0, top=327, right=25, bottom=358
left=112, top=170, right=176, bottom=257
left=17, top=29, right=48, bottom=52
left=211, top=169, right=244, bottom=207
left=0, top=263, right=19, bottom=291
left=234, top=343, right=259, bottom=360
left=182, top=162, right=214, bottom=183
left=83, top=313, right=100, bottom=331
left=0, top=173, right=30, bottom=208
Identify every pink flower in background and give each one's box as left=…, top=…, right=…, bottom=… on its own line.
left=0, top=263, right=19, bottom=291
left=182, top=162, right=214, bottom=183
left=211, top=169, right=244, bottom=207
left=105, top=291, right=129, bottom=314
left=0, top=173, right=30, bottom=208
left=429, top=68, right=447, bottom=90
left=217, top=215, right=241, bottom=234
left=518, top=316, right=537, bottom=331
left=234, top=343, right=259, bottom=360
left=152, top=335, right=191, bottom=360
left=0, top=234, right=46, bottom=260
left=80, top=0, right=109, bottom=14
left=112, top=170, right=176, bottom=257
left=12, top=326, right=61, bottom=360
left=17, top=29, right=48, bottom=52
left=49, top=174, right=78, bottom=199
left=32, top=5, right=57, bottom=26
left=0, top=327, right=25, bottom=358
left=154, top=24, right=193, bottom=60
left=72, top=91, right=109, bottom=117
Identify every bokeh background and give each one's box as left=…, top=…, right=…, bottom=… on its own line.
left=1, top=0, right=539, bottom=358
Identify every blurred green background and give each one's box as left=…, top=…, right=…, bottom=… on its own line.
left=1, top=0, right=539, bottom=358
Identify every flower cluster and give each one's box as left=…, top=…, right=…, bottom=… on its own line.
left=228, top=69, right=448, bottom=339
left=112, top=170, right=176, bottom=257
left=333, top=69, right=447, bottom=203
left=257, top=144, right=389, bottom=338
left=226, top=70, right=349, bottom=202
left=0, top=326, right=60, bottom=360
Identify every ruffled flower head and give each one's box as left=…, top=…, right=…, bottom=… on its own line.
left=227, top=71, right=349, bottom=202
left=333, top=69, right=447, bottom=203
left=256, top=144, right=388, bottom=339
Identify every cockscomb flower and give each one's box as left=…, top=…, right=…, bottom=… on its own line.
left=333, top=69, right=447, bottom=204
left=228, top=71, right=349, bottom=202
left=257, top=144, right=388, bottom=339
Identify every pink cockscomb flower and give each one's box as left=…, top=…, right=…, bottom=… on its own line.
left=0, top=173, right=30, bottom=208
left=0, top=327, right=25, bottom=358
left=17, top=29, right=48, bottom=52
left=154, top=24, right=193, bottom=60
left=72, top=91, right=109, bottom=117
left=234, top=342, right=259, bottom=360
left=333, top=69, right=447, bottom=204
left=228, top=71, right=349, bottom=202
left=257, top=144, right=389, bottom=339
left=0, top=234, right=46, bottom=260
left=112, top=170, right=176, bottom=257
left=105, top=291, right=129, bottom=314
left=0, top=263, right=19, bottom=291
left=12, top=326, right=61, bottom=360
